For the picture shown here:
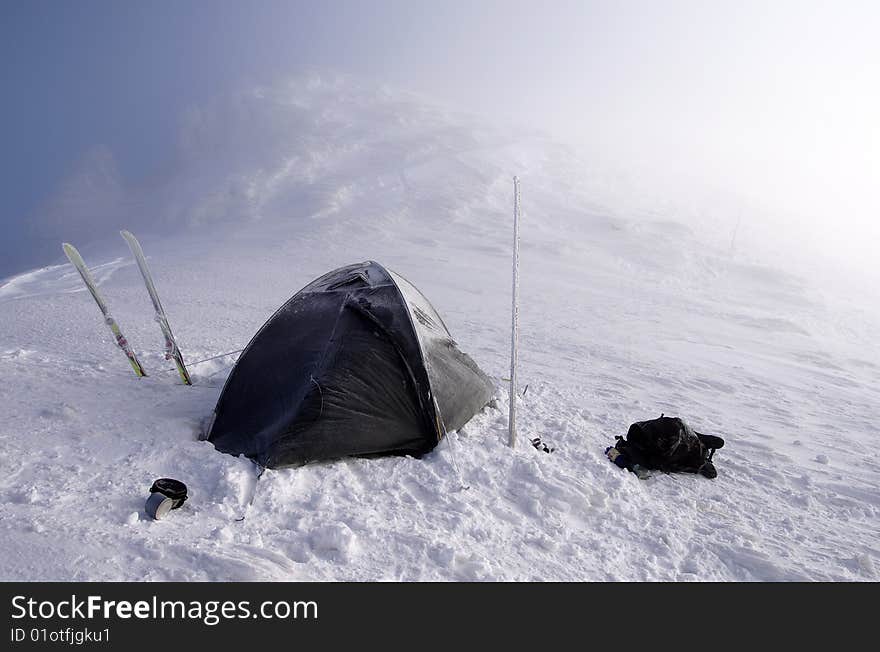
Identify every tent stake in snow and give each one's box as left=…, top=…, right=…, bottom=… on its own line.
left=508, top=176, right=521, bottom=448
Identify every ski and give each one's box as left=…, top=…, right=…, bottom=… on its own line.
left=62, top=242, right=147, bottom=377
left=120, top=230, right=193, bottom=385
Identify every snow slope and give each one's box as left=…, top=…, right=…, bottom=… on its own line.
left=1, top=77, right=877, bottom=581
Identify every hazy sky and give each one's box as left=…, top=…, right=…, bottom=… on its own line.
left=2, top=0, right=878, bottom=277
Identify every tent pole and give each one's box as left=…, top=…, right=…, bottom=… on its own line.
left=508, top=176, right=521, bottom=448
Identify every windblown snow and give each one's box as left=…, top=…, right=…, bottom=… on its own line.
left=1, top=77, right=877, bottom=581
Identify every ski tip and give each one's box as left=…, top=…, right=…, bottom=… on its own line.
left=120, top=230, right=143, bottom=253
left=62, top=242, right=79, bottom=260
left=121, top=229, right=142, bottom=245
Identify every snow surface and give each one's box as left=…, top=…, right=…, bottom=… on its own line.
left=1, top=77, right=878, bottom=581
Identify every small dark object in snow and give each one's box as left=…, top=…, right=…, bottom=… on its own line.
left=145, top=478, right=188, bottom=520
left=531, top=437, right=554, bottom=453
left=607, top=415, right=724, bottom=479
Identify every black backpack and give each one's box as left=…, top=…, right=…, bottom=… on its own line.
left=614, top=415, right=724, bottom=478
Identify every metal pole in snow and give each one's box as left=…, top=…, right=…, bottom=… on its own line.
left=730, top=207, right=743, bottom=254
left=508, top=177, right=521, bottom=448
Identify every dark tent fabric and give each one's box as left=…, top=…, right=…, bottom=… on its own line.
left=207, top=261, right=495, bottom=469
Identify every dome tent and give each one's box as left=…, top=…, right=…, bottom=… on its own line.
left=207, top=261, right=495, bottom=469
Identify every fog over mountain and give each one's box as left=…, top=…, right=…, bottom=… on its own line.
left=3, top=1, right=878, bottom=284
